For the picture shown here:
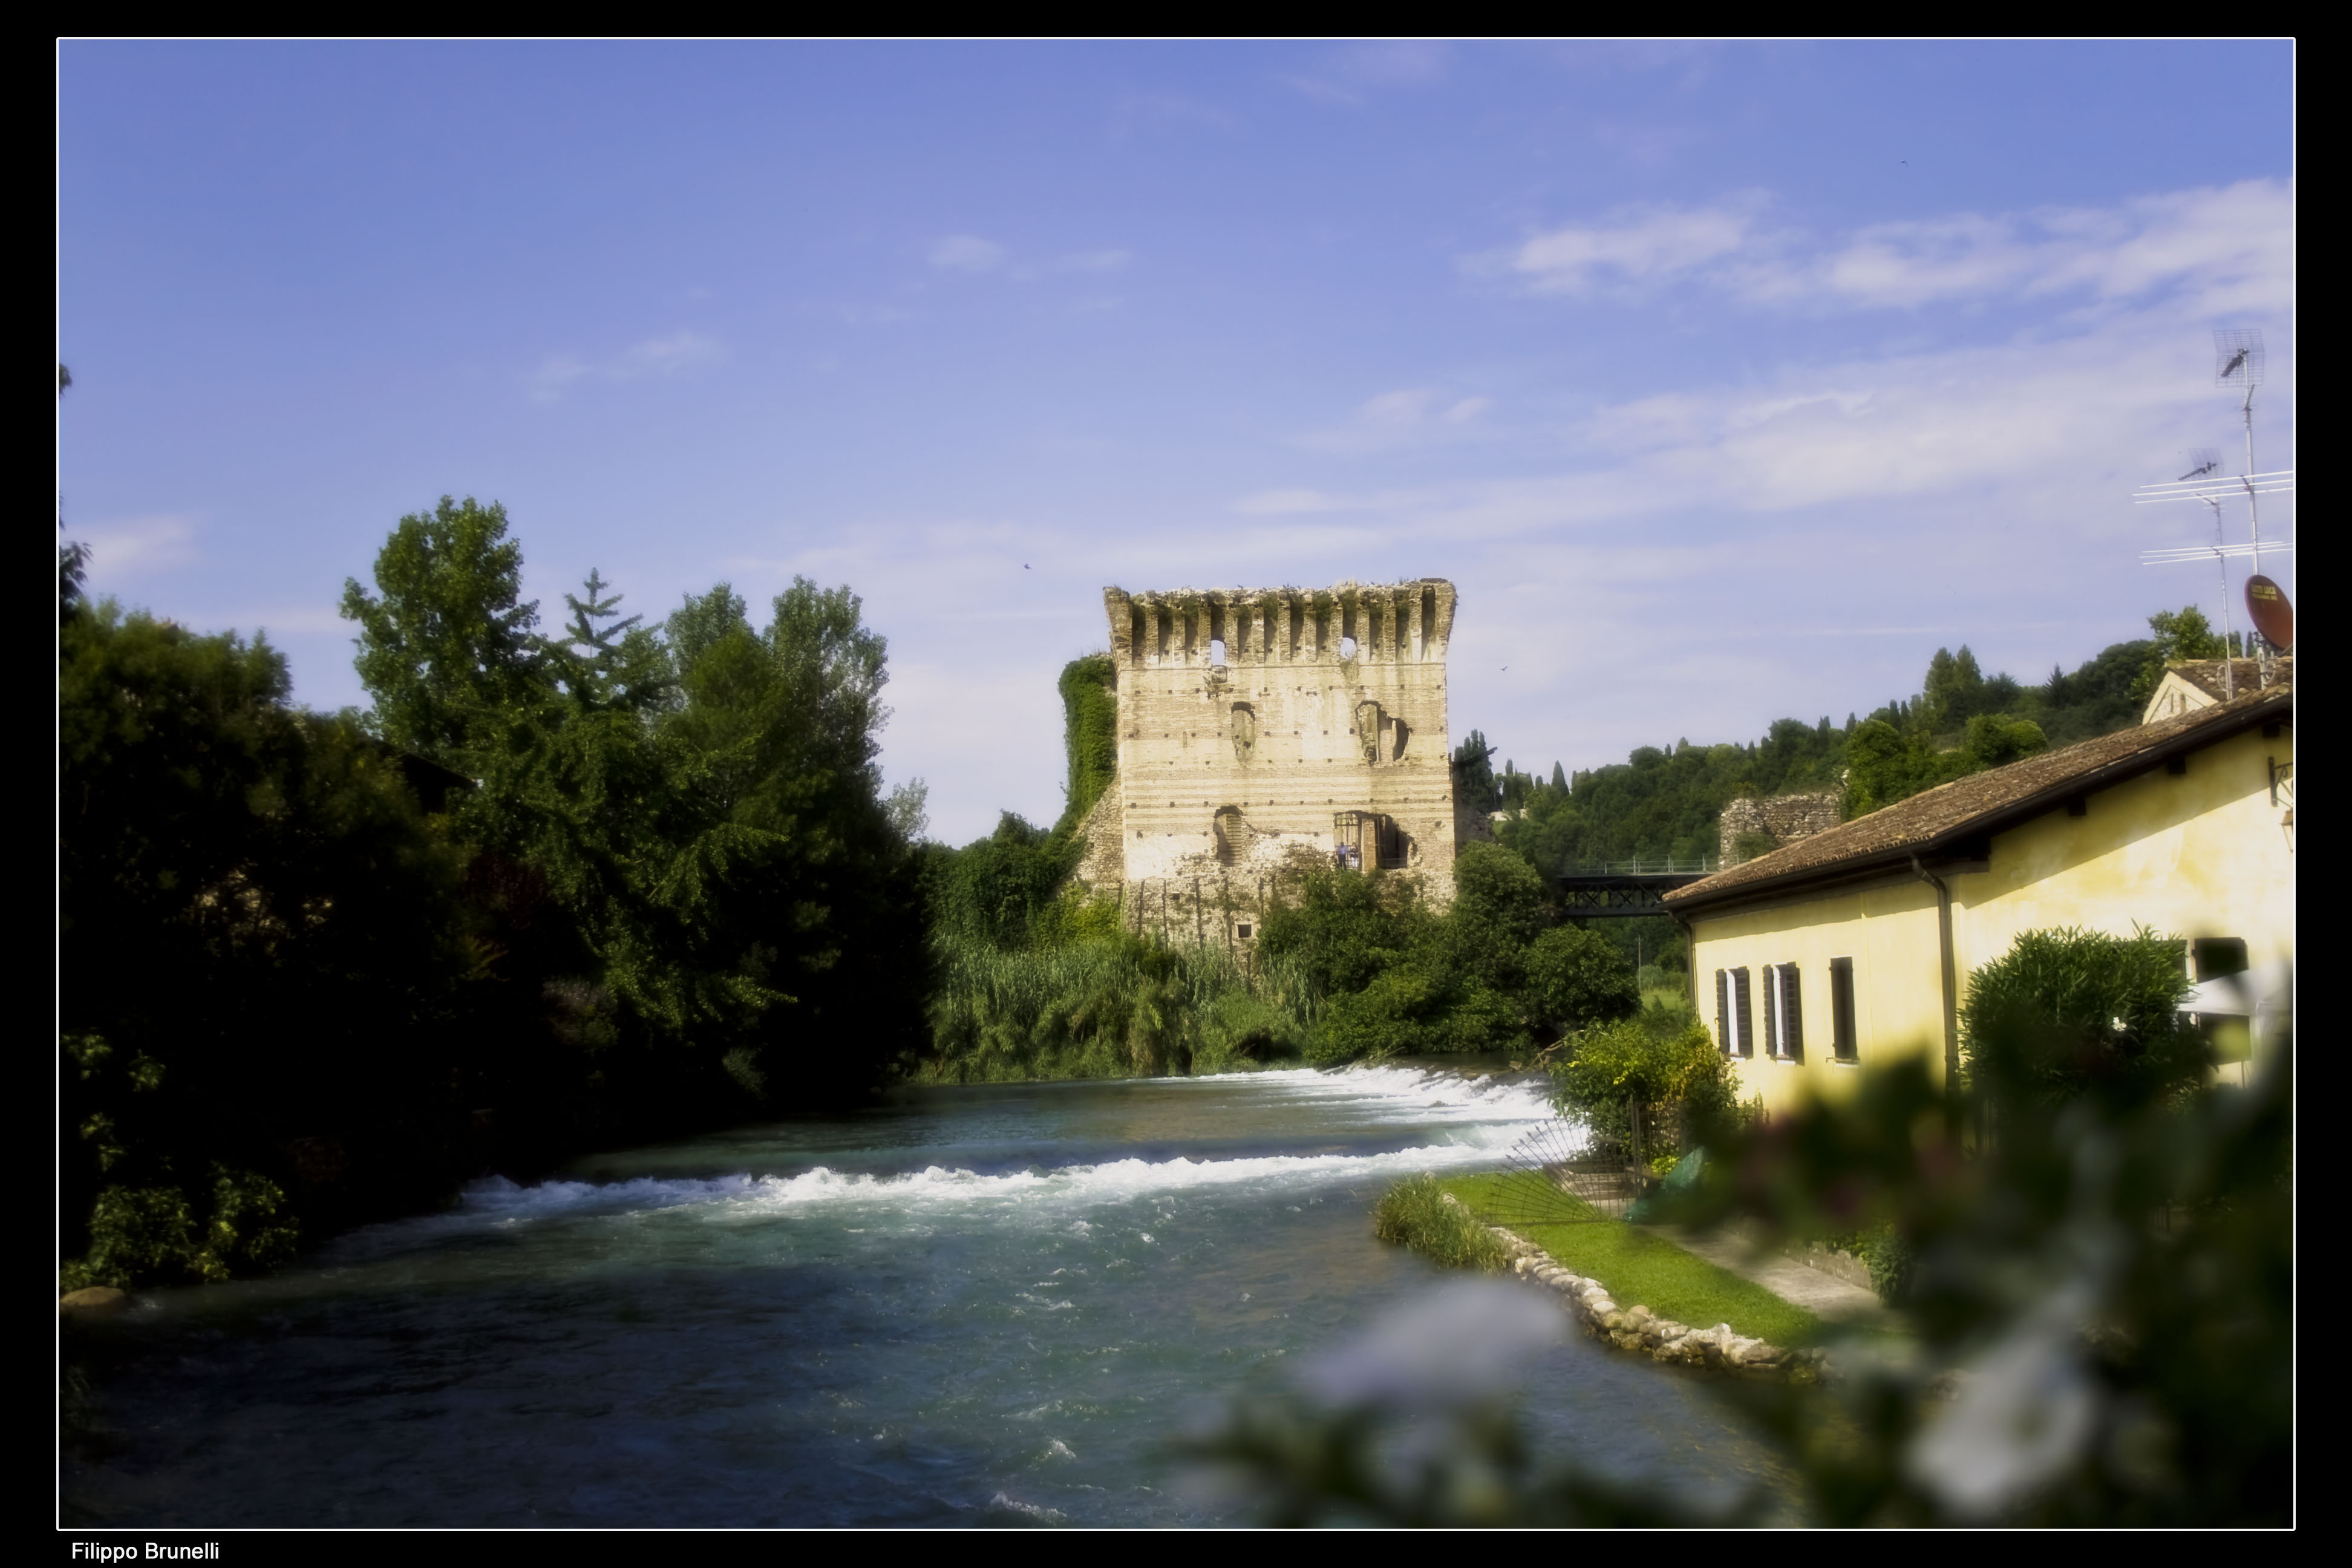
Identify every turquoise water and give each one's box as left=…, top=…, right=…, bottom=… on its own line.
left=62, top=1066, right=1792, bottom=1526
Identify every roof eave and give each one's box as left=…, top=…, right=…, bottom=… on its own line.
left=1664, top=688, right=2292, bottom=918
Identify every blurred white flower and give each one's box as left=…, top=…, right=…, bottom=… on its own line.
left=1299, top=1279, right=1564, bottom=1411
left=1906, top=1318, right=2100, bottom=1518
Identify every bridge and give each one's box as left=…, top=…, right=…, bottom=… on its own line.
left=1552, top=857, right=1717, bottom=917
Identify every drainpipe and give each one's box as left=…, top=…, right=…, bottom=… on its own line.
left=1910, top=854, right=1962, bottom=1134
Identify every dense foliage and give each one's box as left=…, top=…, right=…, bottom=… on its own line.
left=1054, top=655, right=1119, bottom=835
left=1544, top=999, right=1740, bottom=1167
left=341, top=500, right=928, bottom=1122
left=2126, top=604, right=2243, bottom=702
left=1494, top=633, right=2157, bottom=876
left=916, top=657, right=1316, bottom=1081
left=1257, top=844, right=1639, bottom=1063
left=59, top=497, right=927, bottom=1287
left=60, top=607, right=477, bottom=1285
left=1959, top=924, right=2201, bottom=1111
left=1196, top=926, right=2293, bottom=1526
left=1657, top=924, right=2287, bottom=1524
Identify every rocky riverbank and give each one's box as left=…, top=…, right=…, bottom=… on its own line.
left=1469, top=1207, right=1820, bottom=1379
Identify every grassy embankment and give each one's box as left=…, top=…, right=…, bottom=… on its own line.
left=1374, top=1172, right=1822, bottom=1348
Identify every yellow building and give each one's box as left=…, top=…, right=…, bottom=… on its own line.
left=1662, top=686, right=2293, bottom=1116
left=2140, top=656, right=2291, bottom=724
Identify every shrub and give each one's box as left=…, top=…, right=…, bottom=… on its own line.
left=1372, top=1175, right=1511, bottom=1273
left=1310, top=962, right=1450, bottom=1062
left=1823, top=1224, right=1916, bottom=1304
left=1549, top=1005, right=1734, bottom=1160
left=1523, top=925, right=1639, bottom=1034
left=62, top=1166, right=298, bottom=1291
left=1960, top=924, right=2204, bottom=1112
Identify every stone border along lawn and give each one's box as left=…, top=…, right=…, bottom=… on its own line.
left=1437, top=1174, right=1824, bottom=1377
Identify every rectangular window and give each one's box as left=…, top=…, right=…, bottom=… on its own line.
left=1829, top=957, right=1857, bottom=1062
left=2192, top=938, right=2249, bottom=982
left=1768, top=964, right=1804, bottom=1062
left=1731, top=967, right=1754, bottom=1057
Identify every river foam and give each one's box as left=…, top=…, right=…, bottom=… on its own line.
left=423, top=1065, right=1561, bottom=1238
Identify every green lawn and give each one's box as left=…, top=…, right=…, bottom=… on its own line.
left=1439, top=1172, right=1823, bottom=1348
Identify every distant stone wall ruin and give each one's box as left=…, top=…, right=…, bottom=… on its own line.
left=1719, top=790, right=1843, bottom=864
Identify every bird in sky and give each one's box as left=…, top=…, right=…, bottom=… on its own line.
left=1023, top=563, right=1031, bottom=569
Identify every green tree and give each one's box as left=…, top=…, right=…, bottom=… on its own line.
left=1437, top=842, right=1550, bottom=996
left=2036, top=639, right=2156, bottom=745
left=58, top=362, right=90, bottom=621
left=2130, top=606, right=2229, bottom=703
left=1961, top=712, right=2049, bottom=769
left=345, top=509, right=923, bottom=1129
left=339, top=496, right=544, bottom=770
left=1522, top=925, right=1640, bottom=1036
left=1843, top=718, right=1944, bottom=816
left=1921, top=645, right=1987, bottom=733
left=1547, top=1006, right=1734, bottom=1161
left=1256, top=867, right=1429, bottom=1002
left=1451, top=730, right=1501, bottom=813
left=60, top=606, right=477, bottom=1285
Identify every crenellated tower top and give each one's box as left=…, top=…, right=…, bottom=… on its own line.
left=1102, top=580, right=1456, bottom=669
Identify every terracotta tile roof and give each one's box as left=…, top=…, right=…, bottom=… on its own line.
left=1665, top=682, right=2293, bottom=914
left=2165, top=657, right=2291, bottom=704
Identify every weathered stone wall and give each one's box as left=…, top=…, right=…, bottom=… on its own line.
left=1096, top=580, right=1465, bottom=926
left=1719, top=789, right=1843, bottom=864
left=1069, top=773, right=1128, bottom=891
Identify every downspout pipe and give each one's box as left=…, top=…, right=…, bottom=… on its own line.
left=1911, top=854, right=1962, bottom=1132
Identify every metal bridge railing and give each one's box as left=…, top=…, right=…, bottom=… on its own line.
left=1557, top=855, right=1719, bottom=878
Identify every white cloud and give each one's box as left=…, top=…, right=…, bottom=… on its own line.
left=1361, top=388, right=1436, bottom=426
left=1290, top=385, right=1498, bottom=454
left=1110, top=90, right=1237, bottom=138
left=79, top=512, right=198, bottom=577
left=1508, top=198, right=1763, bottom=294
left=526, top=354, right=594, bottom=401
left=1284, top=42, right=1450, bottom=106
left=929, top=234, right=1008, bottom=273
left=229, top=605, right=349, bottom=635
left=1497, top=179, right=2293, bottom=315
left=1236, top=488, right=1341, bottom=515
left=621, top=331, right=724, bottom=376
left=527, top=331, right=725, bottom=402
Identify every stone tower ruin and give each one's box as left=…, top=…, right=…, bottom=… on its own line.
left=1070, top=580, right=1477, bottom=945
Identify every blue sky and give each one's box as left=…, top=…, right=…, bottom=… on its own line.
left=57, top=41, right=2295, bottom=844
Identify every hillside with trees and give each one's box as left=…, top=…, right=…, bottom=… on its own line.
left=1486, top=625, right=2174, bottom=877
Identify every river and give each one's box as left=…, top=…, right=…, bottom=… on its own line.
left=61, top=1064, right=1795, bottom=1526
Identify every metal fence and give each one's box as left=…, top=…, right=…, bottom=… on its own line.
left=1556, top=855, right=1719, bottom=877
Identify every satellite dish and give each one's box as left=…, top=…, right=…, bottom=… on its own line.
left=2245, top=575, right=2294, bottom=650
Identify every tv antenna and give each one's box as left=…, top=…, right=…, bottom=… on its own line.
left=2141, top=451, right=2244, bottom=696
left=2132, top=333, right=2295, bottom=681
